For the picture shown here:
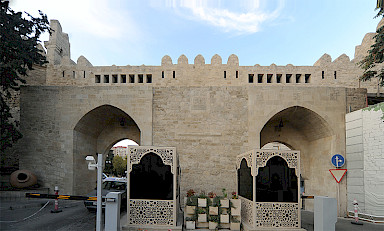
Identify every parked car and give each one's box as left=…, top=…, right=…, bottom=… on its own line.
left=84, top=178, right=127, bottom=211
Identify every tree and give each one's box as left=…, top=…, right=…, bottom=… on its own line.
left=359, top=1, right=384, bottom=88
left=0, top=1, right=50, bottom=151
left=112, top=156, right=127, bottom=177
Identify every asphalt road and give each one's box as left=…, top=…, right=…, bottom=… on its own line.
left=0, top=199, right=98, bottom=231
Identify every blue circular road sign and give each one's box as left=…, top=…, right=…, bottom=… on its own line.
left=331, top=154, right=345, bottom=168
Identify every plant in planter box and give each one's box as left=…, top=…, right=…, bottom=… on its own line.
left=209, top=215, right=220, bottom=230
left=186, top=189, right=198, bottom=215
left=230, top=192, right=241, bottom=216
left=196, top=207, right=208, bottom=223
left=219, top=207, right=230, bottom=223
left=186, top=216, right=197, bottom=230
left=220, top=188, right=229, bottom=208
left=208, top=192, right=219, bottom=215
left=198, top=191, right=208, bottom=207
left=230, top=216, right=241, bottom=230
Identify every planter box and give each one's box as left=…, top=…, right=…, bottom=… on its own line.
left=221, top=208, right=228, bottom=215
left=198, top=213, right=207, bottom=223
left=230, top=199, right=241, bottom=209
left=209, top=221, right=218, bottom=230
left=198, top=198, right=207, bottom=207
left=186, top=221, right=196, bottom=229
left=230, top=222, right=241, bottom=230
left=186, top=205, right=196, bottom=215
left=196, top=222, right=209, bottom=228
left=209, top=206, right=218, bottom=215
left=221, top=199, right=229, bottom=208
left=231, top=206, right=241, bottom=216
left=221, top=214, right=230, bottom=223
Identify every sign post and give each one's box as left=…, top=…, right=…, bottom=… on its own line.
left=330, top=154, right=346, bottom=216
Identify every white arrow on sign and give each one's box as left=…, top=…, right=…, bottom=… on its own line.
left=329, top=169, right=347, bottom=183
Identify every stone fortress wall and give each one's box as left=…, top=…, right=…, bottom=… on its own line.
left=12, top=19, right=384, bottom=218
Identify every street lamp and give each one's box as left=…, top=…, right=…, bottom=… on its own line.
left=85, top=154, right=103, bottom=231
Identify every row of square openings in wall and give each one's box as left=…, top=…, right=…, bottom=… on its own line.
left=248, top=74, right=311, bottom=83
left=95, top=74, right=152, bottom=83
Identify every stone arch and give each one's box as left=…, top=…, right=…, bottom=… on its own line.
left=227, top=54, right=239, bottom=66
left=260, top=105, right=335, bottom=211
left=161, top=55, right=173, bottom=65
left=73, top=104, right=140, bottom=195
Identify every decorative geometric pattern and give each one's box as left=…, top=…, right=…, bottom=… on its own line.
left=240, top=196, right=254, bottom=227
left=255, top=202, right=299, bottom=228
left=128, top=146, right=175, bottom=173
left=236, top=150, right=254, bottom=175
left=129, top=199, right=175, bottom=226
left=255, top=150, right=299, bottom=176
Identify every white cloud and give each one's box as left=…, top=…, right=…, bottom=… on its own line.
left=156, top=0, right=285, bottom=34
left=11, top=0, right=140, bottom=40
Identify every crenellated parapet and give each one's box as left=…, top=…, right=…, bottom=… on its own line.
left=36, top=20, right=382, bottom=95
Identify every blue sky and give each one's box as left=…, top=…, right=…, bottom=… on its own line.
left=11, top=0, right=381, bottom=66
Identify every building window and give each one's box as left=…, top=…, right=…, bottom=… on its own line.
left=73, top=71, right=75, bottom=79
left=104, top=75, right=109, bottom=83
left=296, top=74, right=301, bottom=83
left=276, top=74, right=282, bottom=83
left=147, top=74, right=152, bottom=83
left=121, top=74, right=126, bottom=83
left=224, top=71, right=226, bottom=79
left=267, top=74, right=273, bottom=83
left=95, top=75, right=101, bottom=83
left=173, top=71, right=175, bottom=79
left=248, top=74, right=254, bottom=83
left=84, top=71, right=86, bottom=78
left=258, top=74, right=263, bottom=83
left=112, top=74, right=118, bottom=83
left=286, top=74, right=292, bottom=83
left=62, top=71, right=65, bottom=77
left=305, top=74, right=311, bottom=83
left=236, top=71, right=239, bottom=78
left=334, top=71, right=337, bottom=79
left=129, top=74, right=135, bottom=83
left=138, top=74, right=143, bottom=83
left=322, top=71, right=324, bottom=79
left=162, top=71, right=164, bottom=78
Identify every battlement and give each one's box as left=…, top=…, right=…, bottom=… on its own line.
left=37, top=20, right=382, bottom=95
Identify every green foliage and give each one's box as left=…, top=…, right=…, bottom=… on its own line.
left=112, top=155, right=127, bottom=176
left=230, top=215, right=240, bottom=223
left=186, top=195, right=198, bottom=206
left=212, top=196, right=222, bottom=207
left=222, top=188, right=227, bottom=198
left=209, top=215, right=220, bottom=223
left=359, top=4, right=384, bottom=87
left=362, top=102, right=384, bottom=120
left=186, top=215, right=197, bottom=221
left=0, top=1, right=50, bottom=151
left=196, top=207, right=207, bottom=214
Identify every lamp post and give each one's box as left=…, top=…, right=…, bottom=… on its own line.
left=85, top=154, right=103, bottom=231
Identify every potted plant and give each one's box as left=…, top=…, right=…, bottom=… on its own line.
left=186, top=216, right=196, bottom=230
left=186, top=189, right=197, bottom=215
left=196, top=207, right=208, bottom=223
left=220, top=188, right=229, bottom=208
left=230, top=191, right=241, bottom=216
left=209, top=215, right=220, bottom=230
left=208, top=192, right=219, bottom=215
left=198, top=191, right=207, bottom=207
left=220, top=207, right=229, bottom=224
left=230, top=216, right=241, bottom=230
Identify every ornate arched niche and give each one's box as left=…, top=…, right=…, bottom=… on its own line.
left=127, top=146, right=178, bottom=228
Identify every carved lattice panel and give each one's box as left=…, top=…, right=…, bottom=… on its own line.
left=240, top=196, right=254, bottom=227
left=129, top=146, right=175, bottom=173
left=255, top=202, right=299, bottom=228
left=255, top=150, right=299, bottom=175
left=129, top=199, right=174, bottom=226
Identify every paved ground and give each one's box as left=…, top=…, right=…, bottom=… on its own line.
left=1, top=197, right=383, bottom=230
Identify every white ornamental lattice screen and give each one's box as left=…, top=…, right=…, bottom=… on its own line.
left=236, top=149, right=301, bottom=229
left=127, top=146, right=178, bottom=227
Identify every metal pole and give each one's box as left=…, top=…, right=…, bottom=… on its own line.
left=96, top=154, right=103, bottom=231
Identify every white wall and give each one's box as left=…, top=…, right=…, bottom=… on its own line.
left=346, top=104, right=384, bottom=217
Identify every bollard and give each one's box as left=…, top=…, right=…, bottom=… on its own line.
left=51, top=186, right=62, bottom=213
left=351, top=199, right=363, bottom=225
left=314, top=196, right=337, bottom=231
left=105, top=192, right=122, bottom=231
